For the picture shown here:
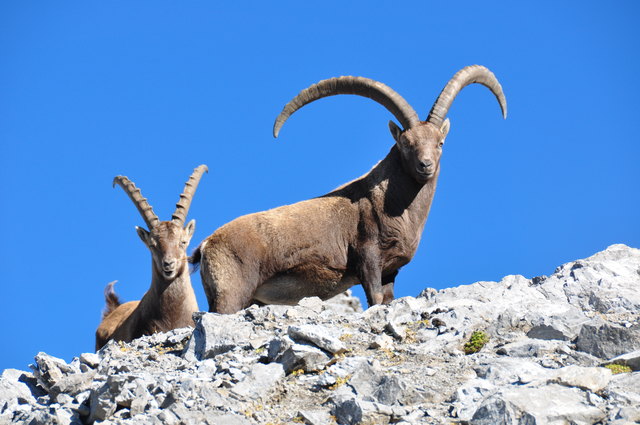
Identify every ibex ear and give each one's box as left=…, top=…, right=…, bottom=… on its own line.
left=136, top=226, right=151, bottom=246
left=388, top=121, right=403, bottom=143
left=440, top=118, right=451, bottom=138
left=184, top=219, right=196, bottom=238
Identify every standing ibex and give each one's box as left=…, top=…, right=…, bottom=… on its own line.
left=191, top=65, right=506, bottom=313
left=95, top=165, right=207, bottom=350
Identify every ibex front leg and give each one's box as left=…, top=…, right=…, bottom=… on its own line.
left=356, top=242, right=384, bottom=306
left=355, top=204, right=385, bottom=306
left=381, top=269, right=398, bottom=304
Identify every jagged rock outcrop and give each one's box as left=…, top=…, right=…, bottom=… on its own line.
left=1, top=244, right=639, bottom=424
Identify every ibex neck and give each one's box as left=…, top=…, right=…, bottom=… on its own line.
left=137, top=263, right=198, bottom=331
left=375, top=145, right=439, bottom=222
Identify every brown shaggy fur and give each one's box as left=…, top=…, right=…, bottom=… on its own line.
left=95, top=166, right=207, bottom=350
left=194, top=123, right=448, bottom=313
left=193, top=69, right=504, bottom=314
left=95, top=221, right=199, bottom=351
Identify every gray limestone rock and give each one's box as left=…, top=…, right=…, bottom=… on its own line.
left=230, top=363, right=284, bottom=400
left=347, top=359, right=416, bottom=406
left=276, top=342, right=331, bottom=373
left=604, top=371, right=640, bottom=407
left=473, top=358, right=552, bottom=385
left=550, top=365, right=612, bottom=392
left=1, top=244, right=639, bottom=425
left=0, top=369, right=40, bottom=409
left=79, top=353, right=100, bottom=369
left=370, top=333, right=394, bottom=350
left=574, top=319, right=640, bottom=359
left=324, top=290, right=363, bottom=313
left=288, top=324, right=346, bottom=354
left=49, top=370, right=96, bottom=399
left=495, top=338, right=569, bottom=357
left=452, top=378, right=497, bottom=421
left=604, top=349, right=640, bottom=371
left=298, top=409, right=334, bottom=425
left=182, top=313, right=253, bottom=360
left=331, top=396, right=363, bottom=425
left=526, top=324, right=570, bottom=340
left=31, top=352, right=75, bottom=391
left=472, top=384, right=607, bottom=424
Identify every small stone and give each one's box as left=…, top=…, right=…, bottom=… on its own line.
left=31, top=352, right=75, bottom=390
left=362, top=304, right=388, bottom=333
left=324, top=290, right=363, bottom=313
left=370, top=334, right=394, bottom=350
left=276, top=343, right=331, bottom=373
left=79, top=353, right=100, bottom=369
left=527, top=324, right=569, bottom=341
left=604, top=350, right=640, bottom=371
left=423, top=367, right=436, bottom=377
left=496, top=338, right=568, bottom=357
left=89, top=384, right=117, bottom=422
left=385, top=321, right=406, bottom=340
left=387, top=297, right=428, bottom=324
left=182, top=313, right=253, bottom=360
left=551, top=365, right=612, bottom=392
left=453, top=379, right=497, bottom=421
left=297, top=297, right=325, bottom=313
left=348, top=360, right=414, bottom=406
left=298, top=409, right=334, bottom=425
left=288, top=325, right=346, bottom=354
left=332, top=397, right=363, bottom=425
left=230, top=363, right=284, bottom=400
left=49, top=370, right=96, bottom=398
left=431, top=318, right=446, bottom=328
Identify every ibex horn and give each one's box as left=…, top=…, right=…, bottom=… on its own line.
left=274, top=76, right=420, bottom=138
left=113, top=176, right=160, bottom=230
left=171, top=164, right=208, bottom=226
left=427, top=65, right=507, bottom=129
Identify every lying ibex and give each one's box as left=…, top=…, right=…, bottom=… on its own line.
left=191, top=65, right=506, bottom=312
left=95, top=165, right=207, bottom=350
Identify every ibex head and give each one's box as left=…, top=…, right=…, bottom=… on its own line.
left=273, top=65, right=507, bottom=185
left=113, top=165, right=208, bottom=282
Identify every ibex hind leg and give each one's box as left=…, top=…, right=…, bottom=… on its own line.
left=200, top=251, right=259, bottom=314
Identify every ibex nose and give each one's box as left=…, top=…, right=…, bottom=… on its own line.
left=417, top=160, right=433, bottom=174
left=162, top=259, right=176, bottom=270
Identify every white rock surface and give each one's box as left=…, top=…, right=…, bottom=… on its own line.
left=0, top=246, right=639, bottom=424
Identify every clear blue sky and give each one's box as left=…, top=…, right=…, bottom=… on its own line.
left=1, top=2, right=638, bottom=371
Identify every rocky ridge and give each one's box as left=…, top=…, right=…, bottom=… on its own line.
left=1, top=244, right=639, bottom=424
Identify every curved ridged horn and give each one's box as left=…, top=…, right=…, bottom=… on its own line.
left=274, top=76, right=420, bottom=138
left=113, top=176, right=160, bottom=229
left=171, top=164, right=208, bottom=226
left=427, top=65, right=507, bottom=129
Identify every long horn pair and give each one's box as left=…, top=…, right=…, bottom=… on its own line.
left=113, top=164, right=208, bottom=229
left=273, top=65, right=507, bottom=135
